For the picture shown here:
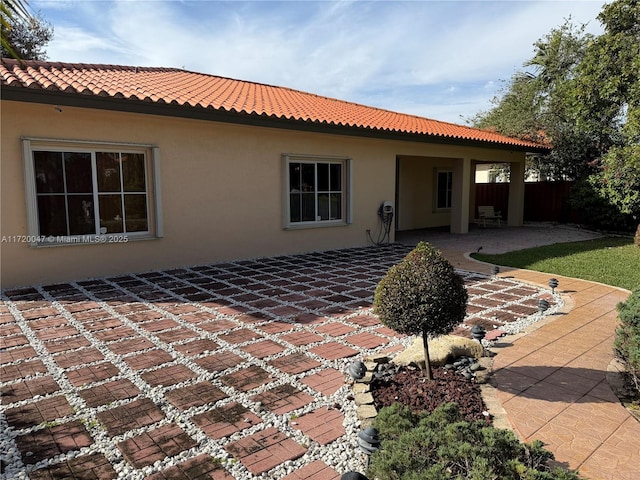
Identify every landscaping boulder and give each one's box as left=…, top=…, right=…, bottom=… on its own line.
left=392, top=335, right=483, bottom=369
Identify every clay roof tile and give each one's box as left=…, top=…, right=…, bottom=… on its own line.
left=0, top=58, right=548, bottom=151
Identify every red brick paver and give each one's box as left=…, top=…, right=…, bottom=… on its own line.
left=67, top=362, right=120, bottom=386
left=301, top=368, right=345, bottom=396
left=15, top=420, right=92, bottom=464
left=78, top=378, right=141, bottom=407
left=292, top=407, right=345, bottom=445
left=1, top=358, right=47, bottom=381
left=146, top=454, right=235, bottom=480
left=280, top=460, right=340, bottom=480
left=225, top=427, right=306, bottom=475
left=118, top=424, right=198, bottom=468
left=165, top=382, right=228, bottom=411
left=1, top=375, right=60, bottom=403
left=194, top=351, right=244, bottom=373
left=97, top=398, right=165, bottom=436
left=192, top=402, right=261, bottom=440
left=310, top=342, right=358, bottom=361
left=5, top=395, right=74, bottom=430
left=250, top=384, right=314, bottom=414
left=140, top=363, right=196, bottom=387
left=220, top=365, right=272, bottom=392
left=268, top=353, right=321, bottom=374
left=28, top=453, right=117, bottom=480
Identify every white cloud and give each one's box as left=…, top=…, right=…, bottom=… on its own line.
left=34, top=0, right=608, bottom=123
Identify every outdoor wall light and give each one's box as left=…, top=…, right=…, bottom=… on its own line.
left=348, top=361, right=367, bottom=380
left=538, top=299, right=550, bottom=313
left=341, top=473, right=370, bottom=480
left=471, top=324, right=487, bottom=342
left=358, top=427, right=380, bottom=467
left=548, top=278, right=559, bottom=294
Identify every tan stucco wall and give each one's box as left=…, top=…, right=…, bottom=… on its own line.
left=1, top=100, right=526, bottom=287
left=396, top=156, right=455, bottom=230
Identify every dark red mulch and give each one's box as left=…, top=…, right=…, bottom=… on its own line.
left=370, top=366, right=491, bottom=424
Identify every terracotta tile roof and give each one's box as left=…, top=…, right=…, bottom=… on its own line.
left=1, top=58, right=547, bottom=150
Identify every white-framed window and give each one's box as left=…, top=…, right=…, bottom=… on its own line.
left=436, top=170, right=453, bottom=210
left=22, top=138, right=163, bottom=246
left=283, top=154, right=351, bottom=228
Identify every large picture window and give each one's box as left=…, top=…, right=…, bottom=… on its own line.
left=284, top=155, right=350, bottom=228
left=23, top=139, right=162, bottom=245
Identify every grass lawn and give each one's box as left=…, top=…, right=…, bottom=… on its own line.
left=472, top=236, right=639, bottom=291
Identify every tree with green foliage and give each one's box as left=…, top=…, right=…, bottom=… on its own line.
left=1, top=0, right=52, bottom=60
left=472, top=0, right=640, bottom=232
left=373, top=242, right=467, bottom=380
left=369, top=403, right=584, bottom=480
left=574, top=0, right=640, bottom=228
left=471, top=20, right=595, bottom=180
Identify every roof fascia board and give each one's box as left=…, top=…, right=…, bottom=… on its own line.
left=2, top=87, right=550, bottom=154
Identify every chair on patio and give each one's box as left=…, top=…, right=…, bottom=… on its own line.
left=476, top=206, right=502, bottom=228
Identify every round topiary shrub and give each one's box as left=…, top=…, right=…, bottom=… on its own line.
left=373, top=242, right=468, bottom=379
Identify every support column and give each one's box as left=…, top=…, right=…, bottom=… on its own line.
left=508, top=159, right=525, bottom=226
left=451, top=157, right=472, bottom=234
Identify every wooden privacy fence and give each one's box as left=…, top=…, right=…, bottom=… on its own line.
left=475, top=181, right=576, bottom=223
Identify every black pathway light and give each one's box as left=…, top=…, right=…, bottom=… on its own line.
left=341, top=473, right=370, bottom=480
left=471, top=324, right=486, bottom=343
left=348, top=361, right=367, bottom=381
left=539, top=299, right=550, bottom=313
left=358, top=427, right=380, bottom=467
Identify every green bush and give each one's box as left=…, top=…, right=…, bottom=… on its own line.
left=614, top=289, right=640, bottom=394
left=373, top=242, right=468, bottom=378
left=368, top=403, right=583, bottom=480
left=569, top=178, right=637, bottom=232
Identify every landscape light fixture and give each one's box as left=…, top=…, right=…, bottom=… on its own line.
left=357, top=427, right=380, bottom=467
left=348, top=361, right=367, bottom=380
left=538, top=299, right=550, bottom=313
left=492, top=265, right=500, bottom=276
left=548, top=278, right=559, bottom=294
left=341, top=473, right=370, bottom=480
left=471, top=324, right=487, bottom=343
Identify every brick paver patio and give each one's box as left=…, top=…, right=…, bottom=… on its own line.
left=1, top=242, right=563, bottom=479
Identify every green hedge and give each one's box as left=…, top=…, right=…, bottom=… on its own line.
left=614, top=289, right=640, bottom=394
left=368, top=403, right=583, bottom=480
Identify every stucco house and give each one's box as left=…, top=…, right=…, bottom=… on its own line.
left=1, top=58, right=548, bottom=288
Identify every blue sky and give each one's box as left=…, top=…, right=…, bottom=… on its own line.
left=31, top=0, right=606, bottom=124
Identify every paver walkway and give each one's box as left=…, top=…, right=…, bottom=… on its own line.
left=1, top=243, right=557, bottom=480
left=490, top=273, right=639, bottom=480
left=413, top=226, right=640, bottom=480
left=2, top=224, right=638, bottom=479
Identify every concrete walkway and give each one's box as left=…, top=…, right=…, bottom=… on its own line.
left=402, top=225, right=640, bottom=480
